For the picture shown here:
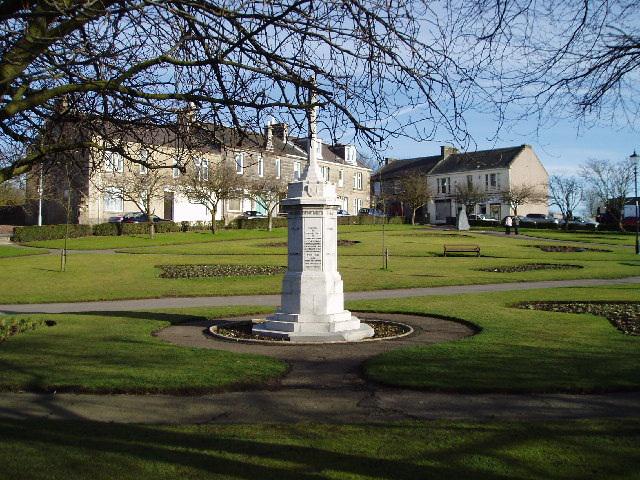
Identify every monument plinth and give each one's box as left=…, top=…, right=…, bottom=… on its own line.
left=253, top=101, right=374, bottom=342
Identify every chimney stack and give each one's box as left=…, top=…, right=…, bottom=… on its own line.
left=272, top=123, right=288, bottom=144
left=384, top=157, right=396, bottom=166
left=440, top=145, right=459, bottom=159
left=264, top=119, right=273, bottom=151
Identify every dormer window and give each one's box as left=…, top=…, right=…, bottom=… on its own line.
left=344, top=145, right=357, bottom=165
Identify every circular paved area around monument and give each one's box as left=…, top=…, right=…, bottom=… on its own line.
left=156, top=312, right=475, bottom=390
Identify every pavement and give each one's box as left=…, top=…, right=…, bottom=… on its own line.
left=1, top=276, right=640, bottom=314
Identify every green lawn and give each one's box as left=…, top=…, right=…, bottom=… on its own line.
left=0, top=418, right=638, bottom=480
left=357, top=285, right=640, bottom=392
left=0, top=306, right=285, bottom=393
left=0, top=245, right=47, bottom=258
left=1, top=226, right=638, bottom=304
left=518, top=229, right=637, bottom=246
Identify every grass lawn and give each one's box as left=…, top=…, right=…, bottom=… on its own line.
left=517, top=229, right=637, bottom=246
left=357, top=285, right=640, bottom=392
left=1, top=226, right=638, bottom=304
left=0, top=418, right=638, bottom=480
left=0, top=306, right=285, bottom=393
left=0, top=245, right=47, bottom=258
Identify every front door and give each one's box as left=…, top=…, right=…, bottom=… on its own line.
left=164, top=191, right=174, bottom=221
left=435, top=200, right=451, bottom=221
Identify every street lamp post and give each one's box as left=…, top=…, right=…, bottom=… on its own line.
left=631, top=151, right=639, bottom=255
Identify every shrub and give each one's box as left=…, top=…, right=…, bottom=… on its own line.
left=120, top=221, right=181, bottom=235
left=234, top=217, right=288, bottom=230
left=92, top=222, right=120, bottom=236
left=11, top=224, right=92, bottom=242
left=0, top=316, right=45, bottom=342
left=337, top=215, right=405, bottom=226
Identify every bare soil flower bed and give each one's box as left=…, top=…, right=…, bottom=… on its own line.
left=261, top=239, right=361, bottom=247
left=530, top=245, right=611, bottom=253
left=212, top=319, right=411, bottom=342
left=158, top=264, right=286, bottom=278
left=519, top=301, right=640, bottom=335
left=479, top=263, right=583, bottom=273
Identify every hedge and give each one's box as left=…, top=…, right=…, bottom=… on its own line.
left=11, top=224, right=92, bottom=242
left=121, top=221, right=182, bottom=235
left=337, top=215, right=405, bottom=225
left=234, top=217, right=288, bottom=230
left=92, top=222, right=120, bottom=236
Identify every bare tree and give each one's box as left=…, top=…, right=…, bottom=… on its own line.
left=395, top=173, right=432, bottom=225
left=580, top=158, right=634, bottom=231
left=0, top=0, right=488, bottom=184
left=94, top=153, right=170, bottom=238
left=245, top=175, right=288, bottom=231
left=548, top=175, right=584, bottom=229
left=454, top=181, right=487, bottom=215
left=454, top=1, right=640, bottom=128
left=0, top=179, right=24, bottom=206
left=179, top=161, right=244, bottom=234
left=500, top=184, right=547, bottom=217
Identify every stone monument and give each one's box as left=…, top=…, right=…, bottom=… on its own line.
left=456, top=207, right=470, bottom=231
left=252, top=96, right=374, bottom=342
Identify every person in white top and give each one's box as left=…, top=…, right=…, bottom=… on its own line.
left=505, top=215, right=513, bottom=235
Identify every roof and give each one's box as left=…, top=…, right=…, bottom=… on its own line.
left=373, top=145, right=528, bottom=179
left=430, top=145, right=526, bottom=175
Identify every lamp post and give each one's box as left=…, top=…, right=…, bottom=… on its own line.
left=631, top=151, right=639, bottom=255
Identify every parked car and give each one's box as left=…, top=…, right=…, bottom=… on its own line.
left=108, top=211, right=138, bottom=223
left=468, top=214, right=498, bottom=222
left=622, top=216, right=639, bottom=228
left=240, top=210, right=266, bottom=219
left=336, top=209, right=350, bottom=217
left=525, top=213, right=559, bottom=225
left=358, top=208, right=385, bottom=217
left=567, top=217, right=599, bottom=229
left=121, top=213, right=170, bottom=223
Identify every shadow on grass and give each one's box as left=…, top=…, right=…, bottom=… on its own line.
left=75, top=310, right=208, bottom=325
left=0, top=418, right=639, bottom=479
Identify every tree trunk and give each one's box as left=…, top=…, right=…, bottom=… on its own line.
left=148, top=220, right=155, bottom=238
left=411, top=208, right=417, bottom=225
left=210, top=208, right=217, bottom=234
left=268, top=212, right=273, bottom=231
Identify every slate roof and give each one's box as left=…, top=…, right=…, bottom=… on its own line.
left=430, top=145, right=526, bottom=175
left=373, top=145, right=528, bottom=178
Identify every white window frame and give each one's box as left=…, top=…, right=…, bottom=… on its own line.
left=104, top=152, right=124, bottom=173
left=490, top=173, right=497, bottom=188
left=293, top=161, right=301, bottom=180
left=103, top=187, right=123, bottom=212
left=235, top=152, right=244, bottom=174
left=258, top=155, right=264, bottom=177
left=172, top=160, right=181, bottom=179
left=356, top=172, right=363, bottom=190
left=139, top=149, right=148, bottom=175
left=275, top=158, right=281, bottom=179
left=338, top=170, right=344, bottom=187
left=195, top=158, right=209, bottom=181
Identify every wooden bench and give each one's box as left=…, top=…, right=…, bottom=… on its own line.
left=443, top=244, right=480, bottom=257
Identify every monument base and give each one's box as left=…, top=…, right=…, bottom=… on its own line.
left=252, top=312, right=375, bottom=343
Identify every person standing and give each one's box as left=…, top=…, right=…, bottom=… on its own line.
left=505, top=215, right=512, bottom=235
left=513, top=215, right=520, bottom=235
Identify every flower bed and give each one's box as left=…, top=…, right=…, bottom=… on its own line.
left=0, top=317, right=55, bottom=342
left=260, top=239, right=361, bottom=248
left=519, top=301, right=640, bottom=335
left=530, top=244, right=611, bottom=253
left=157, top=264, right=286, bottom=278
left=479, top=263, right=583, bottom=273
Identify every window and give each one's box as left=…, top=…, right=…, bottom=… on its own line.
left=172, top=160, right=181, bottom=179
left=228, top=197, right=242, bottom=211
left=139, top=189, right=149, bottom=208
left=338, top=169, right=344, bottom=187
left=139, top=149, right=149, bottom=174
left=353, top=198, right=363, bottom=213
left=490, top=173, right=497, bottom=188
left=293, top=161, right=302, bottom=180
left=258, top=155, right=264, bottom=177
left=235, top=152, right=244, bottom=174
left=466, top=175, right=473, bottom=187
left=104, top=152, right=124, bottom=173
left=103, top=187, right=123, bottom=212
left=320, top=165, right=330, bottom=182
left=485, top=173, right=498, bottom=190
left=275, top=158, right=281, bottom=179
left=356, top=172, right=363, bottom=190
left=439, top=177, right=449, bottom=194
left=195, top=158, right=209, bottom=181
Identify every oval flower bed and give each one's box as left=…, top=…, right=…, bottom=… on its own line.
left=260, top=239, right=361, bottom=247
left=158, top=264, right=286, bottom=279
left=479, top=263, right=583, bottom=273
left=519, top=301, right=640, bottom=335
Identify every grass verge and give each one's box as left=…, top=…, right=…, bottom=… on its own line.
left=356, top=285, right=640, bottom=392
left=0, top=306, right=285, bottom=393
left=0, top=419, right=638, bottom=480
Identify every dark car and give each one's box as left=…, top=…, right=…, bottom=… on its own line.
left=240, top=210, right=266, bottom=219
left=121, top=213, right=170, bottom=223
left=358, top=208, right=385, bottom=217
left=108, top=211, right=138, bottom=223
left=525, top=213, right=559, bottom=225
left=622, top=216, right=639, bottom=228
